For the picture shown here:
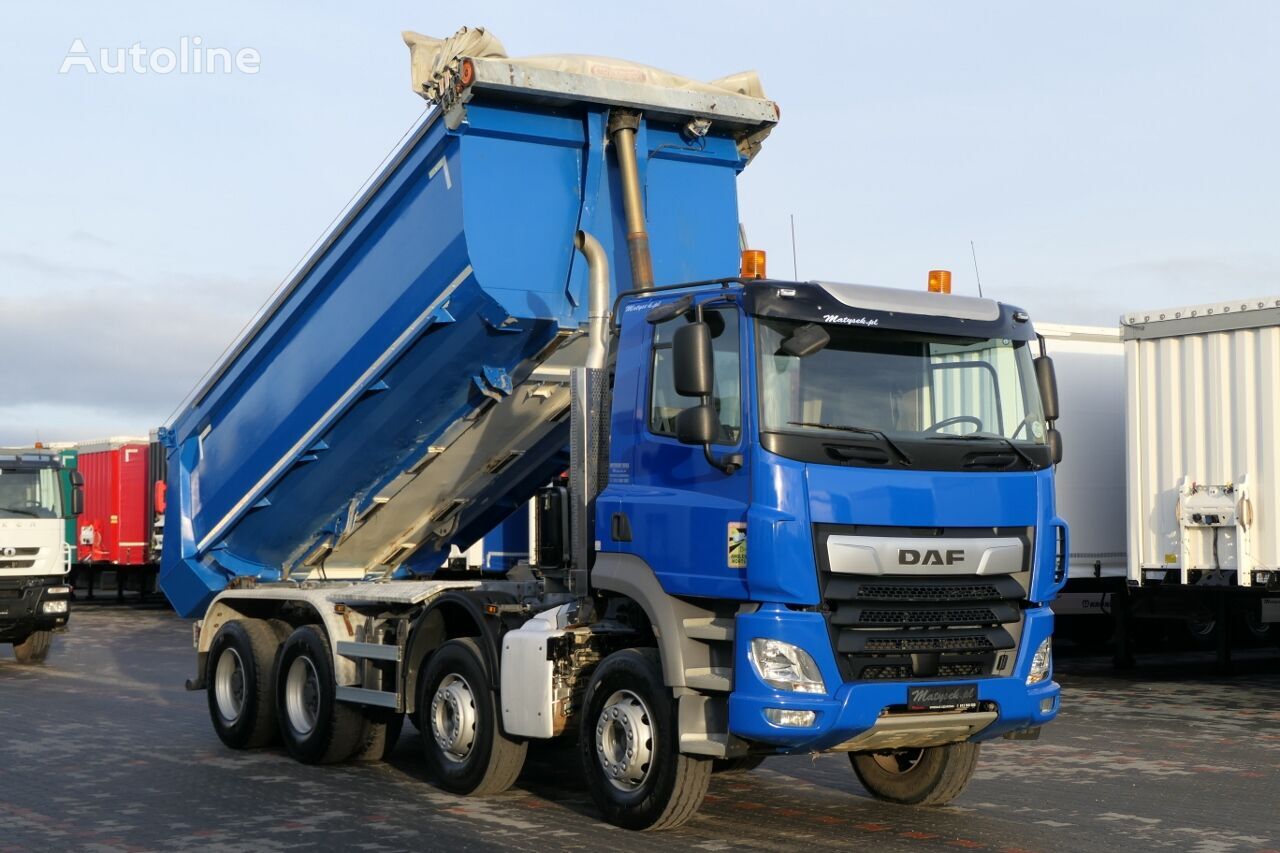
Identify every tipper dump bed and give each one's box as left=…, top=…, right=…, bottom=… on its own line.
left=160, top=30, right=779, bottom=617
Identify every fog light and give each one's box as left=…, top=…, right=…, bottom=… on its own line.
left=1040, top=697, right=1056, bottom=714
left=1026, top=636, right=1053, bottom=685
left=765, top=708, right=817, bottom=728
left=42, top=599, right=68, bottom=615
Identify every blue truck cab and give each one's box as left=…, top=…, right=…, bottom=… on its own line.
left=162, top=30, right=1065, bottom=831
left=600, top=280, right=1064, bottom=758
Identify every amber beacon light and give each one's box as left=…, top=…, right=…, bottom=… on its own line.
left=928, top=269, right=952, bottom=294
left=741, top=249, right=767, bottom=279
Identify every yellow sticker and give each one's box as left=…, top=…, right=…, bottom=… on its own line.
left=110, top=515, right=119, bottom=524
left=728, top=523, right=747, bottom=569
left=1164, top=553, right=1177, bottom=564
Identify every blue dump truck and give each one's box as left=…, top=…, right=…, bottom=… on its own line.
left=161, top=30, right=1066, bottom=830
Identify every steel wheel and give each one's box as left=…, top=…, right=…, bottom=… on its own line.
left=595, top=689, right=655, bottom=792
left=431, top=673, right=478, bottom=764
left=213, top=647, right=247, bottom=724
left=284, top=655, right=321, bottom=736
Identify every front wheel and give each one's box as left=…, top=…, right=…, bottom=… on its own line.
left=419, top=638, right=526, bottom=795
left=580, top=648, right=711, bottom=831
left=12, top=630, right=52, bottom=665
left=850, top=742, right=981, bottom=806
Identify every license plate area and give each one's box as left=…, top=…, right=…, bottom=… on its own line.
left=908, top=683, right=979, bottom=712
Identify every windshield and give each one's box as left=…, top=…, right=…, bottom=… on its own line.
left=758, top=319, right=1048, bottom=467
left=0, top=466, right=63, bottom=519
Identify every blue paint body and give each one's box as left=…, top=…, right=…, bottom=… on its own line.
left=161, top=97, right=747, bottom=619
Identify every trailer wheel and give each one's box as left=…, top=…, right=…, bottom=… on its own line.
left=12, top=630, right=52, bottom=665
left=205, top=619, right=279, bottom=749
left=275, top=625, right=365, bottom=764
left=850, top=742, right=981, bottom=806
left=579, top=648, right=712, bottom=831
left=419, top=638, right=526, bottom=794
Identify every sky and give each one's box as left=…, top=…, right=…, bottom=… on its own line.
left=1, top=1, right=1278, bottom=444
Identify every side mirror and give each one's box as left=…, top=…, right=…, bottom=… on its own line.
left=1046, top=427, right=1063, bottom=465
left=71, top=486, right=84, bottom=516
left=780, top=323, right=831, bottom=358
left=70, top=470, right=84, bottom=487
left=1034, top=355, right=1059, bottom=422
left=675, top=404, right=717, bottom=446
left=672, top=322, right=714, bottom=398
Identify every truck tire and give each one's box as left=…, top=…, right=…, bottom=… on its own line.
left=850, top=742, right=981, bottom=806
left=713, top=755, right=765, bottom=774
left=579, top=648, right=712, bottom=831
left=275, top=625, right=365, bottom=764
left=205, top=619, right=280, bottom=749
left=418, top=637, right=526, bottom=795
left=354, top=710, right=405, bottom=762
left=12, top=630, right=52, bottom=665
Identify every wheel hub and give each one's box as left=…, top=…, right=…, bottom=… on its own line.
left=595, top=689, right=654, bottom=792
left=284, top=656, right=321, bottom=735
left=431, top=673, right=477, bottom=763
left=213, top=647, right=246, bottom=723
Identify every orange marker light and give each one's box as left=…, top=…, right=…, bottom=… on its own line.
left=741, top=249, right=767, bottom=280
left=928, top=270, right=952, bottom=294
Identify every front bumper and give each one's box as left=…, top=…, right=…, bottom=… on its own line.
left=727, top=604, right=1059, bottom=753
left=0, top=576, right=72, bottom=640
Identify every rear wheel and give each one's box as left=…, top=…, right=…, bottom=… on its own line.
left=850, top=742, right=981, bottom=806
left=12, top=630, right=52, bottom=665
left=275, top=625, right=365, bottom=764
left=580, top=648, right=711, bottom=830
left=419, top=638, right=526, bottom=794
left=205, top=619, right=279, bottom=749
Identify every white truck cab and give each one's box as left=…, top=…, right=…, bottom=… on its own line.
left=0, top=448, right=76, bottom=664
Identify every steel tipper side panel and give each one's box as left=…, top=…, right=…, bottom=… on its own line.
left=1123, top=297, right=1280, bottom=586
left=1036, top=324, right=1126, bottom=614
left=162, top=77, right=775, bottom=618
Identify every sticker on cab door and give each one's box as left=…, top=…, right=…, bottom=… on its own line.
left=728, top=523, right=746, bottom=569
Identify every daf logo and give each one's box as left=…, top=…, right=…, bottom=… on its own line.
left=898, top=548, right=965, bottom=566
left=1, top=547, right=15, bottom=557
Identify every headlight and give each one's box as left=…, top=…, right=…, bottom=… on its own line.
left=1026, top=636, right=1053, bottom=685
left=749, top=638, right=826, bottom=694
left=42, top=599, right=69, bottom=615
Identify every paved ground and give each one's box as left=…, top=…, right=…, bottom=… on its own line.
left=1, top=605, right=1278, bottom=853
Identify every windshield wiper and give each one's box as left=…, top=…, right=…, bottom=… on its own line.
left=787, top=421, right=913, bottom=465
left=0, top=507, right=40, bottom=518
left=926, top=433, right=1037, bottom=467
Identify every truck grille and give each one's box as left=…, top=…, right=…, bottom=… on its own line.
left=816, top=526, right=1030, bottom=682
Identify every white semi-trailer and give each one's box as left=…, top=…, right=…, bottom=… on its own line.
left=1119, top=296, right=1280, bottom=665
left=1038, top=324, right=1126, bottom=641
left=0, top=447, right=76, bottom=663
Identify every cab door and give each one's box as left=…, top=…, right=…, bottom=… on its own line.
left=599, top=301, right=751, bottom=599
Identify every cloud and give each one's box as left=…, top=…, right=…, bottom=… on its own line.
left=0, top=272, right=273, bottom=445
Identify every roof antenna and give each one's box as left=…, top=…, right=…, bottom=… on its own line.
left=970, top=240, right=985, bottom=298
left=790, top=214, right=799, bottom=280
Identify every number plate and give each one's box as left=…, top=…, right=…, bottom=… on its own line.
left=908, top=684, right=979, bottom=712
